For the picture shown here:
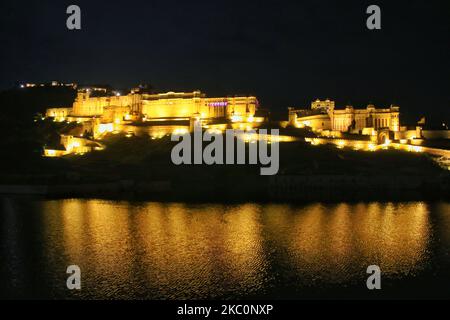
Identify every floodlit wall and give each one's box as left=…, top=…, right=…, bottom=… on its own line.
left=295, top=114, right=331, bottom=130
left=422, top=130, right=450, bottom=140
left=141, top=96, right=202, bottom=119
left=331, top=106, right=400, bottom=132
left=45, top=108, right=72, bottom=121
left=291, top=101, right=400, bottom=133
left=72, top=92, right=132, bottom=116
left=47, top=90, right=259, bottom=124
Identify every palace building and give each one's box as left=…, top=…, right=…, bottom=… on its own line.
left=289, top=99, right=400, bottom=134
left=48, top=89, right=259, bottom=125
left=43, top=89, right=262, bottom=157
left=42, top=87, right=449, bottom=164
left=44, top=89, right=263, bottom=156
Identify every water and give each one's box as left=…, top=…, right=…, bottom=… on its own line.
left=1, top=198, right=449, bottom=299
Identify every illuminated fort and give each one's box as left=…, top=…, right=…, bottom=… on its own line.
left=289, top=99, right=400, bottom=133
left=47, top=89, right=260, bottom=124
left=44, top=88, right=264, bottom=156
left=286, top=98, right=450, bottom=164
left=43, top=89, right=449, bottom=168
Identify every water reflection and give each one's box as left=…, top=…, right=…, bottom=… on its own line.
left=1, top=199, right=446, bottom=299
left=274, top=202, right=431, bottom=284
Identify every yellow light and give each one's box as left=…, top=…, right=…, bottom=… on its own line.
left=206, top=128, right=223, bottom=135
left=98, top=123, right=114, bottom=134
left=409, top=146, right=423, bottom=153
left=173, top=128, right=189, bottom=135
left=337, top=140, right=346, bottom=148
left=368, top=144, right=376, bottom=151
left=231, top=115, right=243, bottom=122
left=265, top=135, right=296, bottom=143
left=151, top=131, right=165, bottom=139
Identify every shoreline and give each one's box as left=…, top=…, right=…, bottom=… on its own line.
left=1, top=174, right=448, bottom=203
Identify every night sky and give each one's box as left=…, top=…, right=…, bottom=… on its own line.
left=0, top=0, right=449, bottom=122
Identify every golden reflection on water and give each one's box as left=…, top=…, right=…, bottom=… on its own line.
left=39, top=200, right=433, bottom=297
left=278, top=202, right=432, bottom=283
left=125, top=202, right=268, bottom=298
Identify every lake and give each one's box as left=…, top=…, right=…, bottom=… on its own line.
left=1, top=198, right=449, bottom=299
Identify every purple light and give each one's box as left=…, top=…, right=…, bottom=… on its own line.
left=208, top=102, right=228, bottom=107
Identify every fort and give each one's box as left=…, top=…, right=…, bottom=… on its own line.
left=41, top=87, right=449, bottom=171
left=43, top=87, right=267, bottom=156
left=289, top=99, right=400, bottom=138
left=47, top=89, right=262, bottom=124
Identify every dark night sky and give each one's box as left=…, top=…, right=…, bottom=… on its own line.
left=0, top=0, right=449, bottom=122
